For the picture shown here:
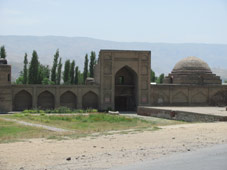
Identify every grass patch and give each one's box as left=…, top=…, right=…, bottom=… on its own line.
left=1, top=113, right=186, bottom=142
left=0, top=119, right=56, bottom=143
left=4, top=113, right=184, bottom=134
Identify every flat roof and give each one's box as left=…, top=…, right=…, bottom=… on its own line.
left=100, top=49, right=151, bottom=53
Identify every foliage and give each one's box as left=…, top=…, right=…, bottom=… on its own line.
left=28, top=50, right=39, bottom=84
left=89, top=51, right=96, bottom=77
left=70, top=60, right=75, bottom=84
left=22, top=107, right=98, bottom=114
left=22, top=53, right=28, bottom=84
left=15, top=73, right=24, bottom=84
left=74, top=66, right=79, bottom=85
left=83, top=54, right=89, bottom=83
left=156, top=73, right=164, bottom=84
left=51, top=49, right=59, bottom=84
left=37, top=64, right=51, bottom=84
left=56, top=57, right=62, bottom=85
left=0, top=46, right=6, bottom=59
left=63, top=60, right=71, bottom=84
left=150, top=69, right=157, bottom=82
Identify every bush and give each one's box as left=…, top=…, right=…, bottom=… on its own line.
left=21, top=107, right=99, bottom=114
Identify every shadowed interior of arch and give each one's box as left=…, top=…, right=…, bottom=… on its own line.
left=115, top=66, right=138, bottom=111
left=60, top=91, right=77, bottom=109
left=37, top=91, right=55, bottom=109
left=14, top=90, right=32, bottom=111
left=82, top=91, right=98, bottom=109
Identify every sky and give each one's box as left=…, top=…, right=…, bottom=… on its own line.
left=0, top=0, right=227, bottom=44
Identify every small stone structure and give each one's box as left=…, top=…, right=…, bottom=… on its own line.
left=0, top=50, right=227, bottom=113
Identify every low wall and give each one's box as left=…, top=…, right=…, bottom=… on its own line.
left=137, top=106, right=227, bottom=122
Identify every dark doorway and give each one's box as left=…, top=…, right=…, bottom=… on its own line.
left=114, top=66, right=137, bottom=111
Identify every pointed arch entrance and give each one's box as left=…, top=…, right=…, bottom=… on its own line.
left=115, top=66, right=138, bottom=111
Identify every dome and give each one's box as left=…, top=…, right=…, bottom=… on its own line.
left=172, top=56, right=212, bottom=73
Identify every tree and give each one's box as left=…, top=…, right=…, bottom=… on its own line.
left=15, top=72, right=24, bottom=84
left=74, top=66, right=79, bottom=85
left=38, top=64, right=50, bottom=84
left=70, top=60, right=75, bottom=84
left=83, top=54, right=89, bottom=83
left=151, top=69, right=156, bottom=82
left=51, top=49, right=59, bottom=84
left=156, top=73, right=165, bottom=84
left=63, top=60, right=71, bottom=84
left=224, top=80, right=227, bottom=83
left=22, top=53, right=28, bottom=84
left=56, top=58, right=62, bottom=85
left=28, top=50, right=39, bottom=84
left=89, top=51, right=96, bottom=77
left=0, top=46, right=6, bottom=59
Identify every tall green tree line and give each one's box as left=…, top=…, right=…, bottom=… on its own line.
left=16, top=50, right=97, bottom=85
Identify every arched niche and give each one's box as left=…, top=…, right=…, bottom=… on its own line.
left=82, top=91, right=98, bottom=109
left=14, top=90, right=32, bottom=111
left=37, top=91, right=55, bottom=109
left=60, top=91, right=77, bottom=109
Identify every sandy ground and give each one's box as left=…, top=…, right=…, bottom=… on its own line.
left=1, top=122, right=227, bottom=170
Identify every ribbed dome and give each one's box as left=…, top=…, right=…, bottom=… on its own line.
left=172, top=56, right=212, bottom=73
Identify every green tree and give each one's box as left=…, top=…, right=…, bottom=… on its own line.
left=28, top=50, right=39, bottom=84
left=22, top=53, right=28, bottom=84
left=83, top=54, right=89, bottom=83
left=0, top=46, right=6, bottom=59
left=15, top=72, right=24, bottom=84
left=63, top=60, right=71, bottom=84
left=78, top=70, right=84, bottom=84
left=150, top=69, right=156, bottom=82
left=38, top=64, right=50, bottom=84
left=156, top=73, right=165, bottom=84
left=74, top=66, right=79, bottom=85
left=89, top=51, right=96, bottom=77
left=224, top=80, right=227, bottom=83
left=70, top=60, right=75, bottom=84
left=51, top=49, right=59, bottom=84
left=56, top=58, right=62, bottom=85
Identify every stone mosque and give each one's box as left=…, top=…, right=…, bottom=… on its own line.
left=0, top=50, right=226, bottom=113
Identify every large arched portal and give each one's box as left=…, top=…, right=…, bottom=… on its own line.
left=14, top=90, right=32, bottom=111
left=82, top=91, right=98, bottom=109
left=115, top=66, right=138, bottom=111
left=60, top=91, right=77, bottom=109
left=37, top=91, right=55, bottom=109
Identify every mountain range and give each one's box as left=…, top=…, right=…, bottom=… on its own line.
left=0, top=35, right=227, bottom=81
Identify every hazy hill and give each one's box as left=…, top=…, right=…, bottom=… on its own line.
left=0, top=35, right=227, bottom=81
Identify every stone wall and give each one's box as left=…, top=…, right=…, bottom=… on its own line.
left=150, top=84, right=227, bottom=106
left=137, top=106, right=227, bottom=122
left=11, top=85, right=100, bottom=111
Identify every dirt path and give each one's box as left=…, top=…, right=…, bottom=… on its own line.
left=1, top=122, right=227, bottom=170
left=1, top=117, right=70, bottom=132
